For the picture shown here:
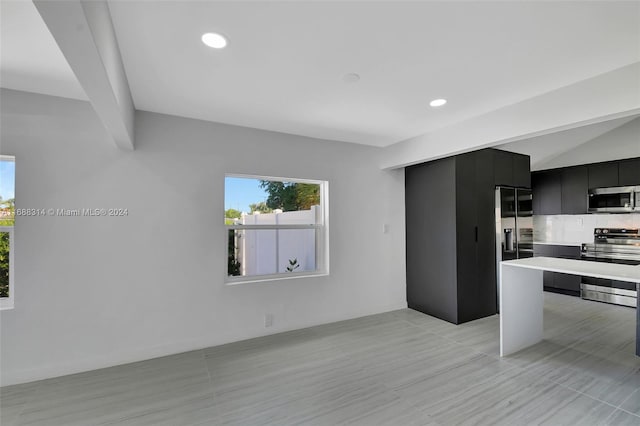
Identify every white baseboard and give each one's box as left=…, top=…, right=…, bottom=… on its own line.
left=1, top=301, right=408, bottom=387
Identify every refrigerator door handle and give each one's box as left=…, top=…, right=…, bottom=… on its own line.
left=475, top=226, right=478, bottom=242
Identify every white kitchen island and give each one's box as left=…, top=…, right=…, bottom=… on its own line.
left=499, top=257, right=640, bottom=357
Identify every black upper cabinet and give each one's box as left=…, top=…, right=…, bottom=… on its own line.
left=493, top=149, right=531, bottom=188
left=493, top=150, right=513, bottom=187
left=513, top=154, right=532, bottom=188
left=561, top=166, right=588, bottom=214
left=532, top=157, right=638, bottom=216
left=588, top=162, right=618, bottom=188
left=619, top=158, right=640, bottom=186
left=532, top=169, right=561, bottom=215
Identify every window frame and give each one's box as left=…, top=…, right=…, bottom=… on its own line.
left=0, top=226, right=14, bottom=310
left=0, top=154, right=14, bottom=310
left=224, top=174, right=329, bottom=284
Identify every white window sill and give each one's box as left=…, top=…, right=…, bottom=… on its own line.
left=0, top=301, right=14, bottom=311
left=225, top=271, right=329, bottom=286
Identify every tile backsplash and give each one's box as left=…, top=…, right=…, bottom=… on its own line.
left=533, top=214, right=640, bottom=244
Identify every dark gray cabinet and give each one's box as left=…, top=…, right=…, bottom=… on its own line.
left=532, top=166, right=588, bottom=215
left=543, top=271, right=556, bottom=289
left=532, top=244, right=557, bottom=290
left=406, top=159, right=458, bottom=323
left=513, top=153, right=532, bottom=188
left=619, top=158, right=640, bottom=186
left=532, top=170, right=561, bottom=215
left=533, top=244, right=555, bottom=257
left=554, top=245, right=581, bottom=294
left=533, top=157, right=639, bottom=216
left=456, top=150, right=496, bottom=323
left=554, top=273, right=580, bottom=294
left=475, top=150, right=497, bottom=322
left=533, top=244, right=581, bottom=296
left=588, top=162, right=618, bottom=189
left=493, top=150, right=513, bottom=187
left=494, top=150, right=531, bottom=188
left=561, top=166, right=588, bottom=214
left=406, top=148, right=530, bottom=325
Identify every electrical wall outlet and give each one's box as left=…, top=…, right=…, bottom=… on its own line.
left=264, top=313, right=274, bottom=328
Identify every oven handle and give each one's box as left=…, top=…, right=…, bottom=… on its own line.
left=581, top=253, right=640, bottom=262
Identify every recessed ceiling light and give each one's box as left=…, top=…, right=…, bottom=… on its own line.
left=342, top=73, right=360, bottom=83
left=430, top=99, right=447, bottom=107
left=201, top=32, right=227, bottom=49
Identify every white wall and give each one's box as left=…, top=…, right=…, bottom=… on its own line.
left=532, top=117, right=640, bottom=170
left=0, top=89, right=407, bottom=386
left=496, top=115, right=638, bottom=171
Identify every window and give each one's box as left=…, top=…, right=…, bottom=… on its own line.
left=225, top=175, right=328, bottom=283
left=0, top=155, right=15, bottom=309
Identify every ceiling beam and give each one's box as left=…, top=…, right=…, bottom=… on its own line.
left=381, top=63, right=640, bottom=170
left=33, top=0, right=135, bottom=150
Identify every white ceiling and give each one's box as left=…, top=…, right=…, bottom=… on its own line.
left=1, top=1, right=639, bottom=148
left=0, top=0, right=87, bottom=101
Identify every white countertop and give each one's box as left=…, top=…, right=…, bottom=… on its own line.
left=533, top=241, right=584, bottom=247
left=501, top=257, right=640, bottom=283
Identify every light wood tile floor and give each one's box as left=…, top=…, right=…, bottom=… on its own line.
left=2, top=292, right=640, bottom=425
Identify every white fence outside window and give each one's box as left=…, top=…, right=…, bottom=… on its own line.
left=235, top=206, right=319, bottom=277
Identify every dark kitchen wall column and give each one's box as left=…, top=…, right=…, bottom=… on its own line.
left=475, top=149, right=498, bottom=321
left=455, top=153, right=479, bottom=324
left=405, top=157, right=458, bottom=323
left=405, top=148, right=530, bottom=325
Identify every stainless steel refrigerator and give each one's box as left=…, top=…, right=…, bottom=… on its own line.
left=495, top=187, right=533, bottom=306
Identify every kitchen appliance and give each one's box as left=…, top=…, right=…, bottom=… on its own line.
left=581, top=228, right=640, bottom=307
left=588, top=186, right=637, bottom=213
left=496, top=187, right=533, bottom=307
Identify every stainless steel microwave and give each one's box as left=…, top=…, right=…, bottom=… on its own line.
left=588, top=186, right=637, bottom=213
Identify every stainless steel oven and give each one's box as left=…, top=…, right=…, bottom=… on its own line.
left=588, top=186, right=636, bottom=213
left=581, top=228, right=640, bottom=307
